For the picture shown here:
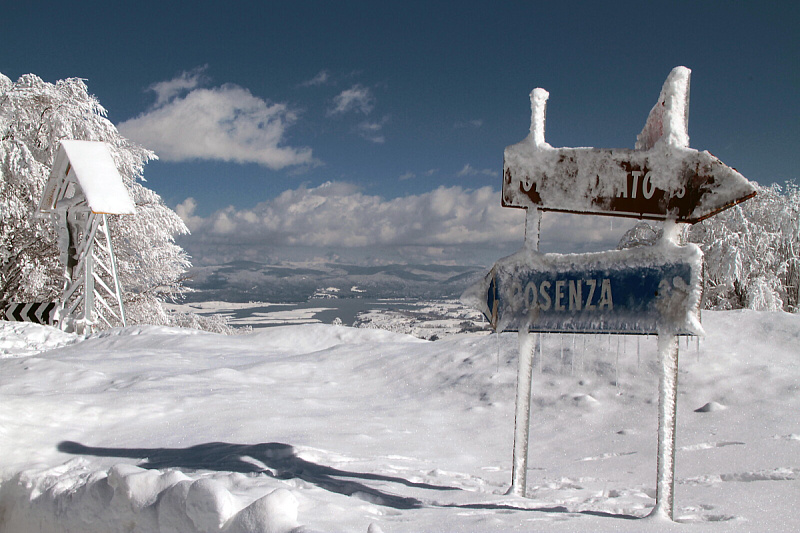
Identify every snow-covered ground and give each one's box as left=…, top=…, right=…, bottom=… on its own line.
left=167, top=301, right=337, bottom=328
left=0, top=310, right=798, bottom=532
left=353, top=300, right=488, bottom=340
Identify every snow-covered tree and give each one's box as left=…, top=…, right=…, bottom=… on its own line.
left=619, top=182, right=800, bottom=312
left=689, top=182, right=799, bottom=312
left=1, top=72, right=225, bottom=330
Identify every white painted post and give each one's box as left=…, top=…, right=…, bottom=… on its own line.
left=99, top=214, right=128, bottom=327
left=82, top=236, right=95, bottom=335
left=508, top=325, right=536, bottom=496
left=650, top=333, right=680, bottom=520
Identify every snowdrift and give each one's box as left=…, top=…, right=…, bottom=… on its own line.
left=0, top=312, right=798, bottom=532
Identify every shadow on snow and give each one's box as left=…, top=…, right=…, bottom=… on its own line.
left=57, top=440, right=449, bottom=509
left=57, top=440, right=639, bottom=519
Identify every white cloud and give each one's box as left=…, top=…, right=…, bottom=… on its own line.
left=328, top=84, right=375, bottom=116
left=357, top=116, right=388, bottom=143
left=175, top=182, right=635, bottom=265
left=175, top=197, right=203, bottom=233
left=457, top=164, right=498, bottom=178
left=148, top=66, right=208, bottom=107
left=325, top=83, right=388, bottom=143
left=398, top=171, right=416, bottom=181
left=300, top=70, right=330, bottom=87
left=184, top=182, right=520, bottom=245
left=118, top=72, right=316, bottom=169
left=211, top=211, right=237, bottom=234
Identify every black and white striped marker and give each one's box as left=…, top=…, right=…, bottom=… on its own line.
left=3, top=302, right=57, bottom=325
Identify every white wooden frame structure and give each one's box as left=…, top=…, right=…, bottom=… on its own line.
left=38, top=140, right=135, bottom=334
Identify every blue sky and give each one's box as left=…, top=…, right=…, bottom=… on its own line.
left=3, top=1, right=797, bottom=266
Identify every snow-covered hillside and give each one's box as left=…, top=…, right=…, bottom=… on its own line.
left=0, top=310, right=798, bottom=532
left=181, top=262, right=486, bottom=303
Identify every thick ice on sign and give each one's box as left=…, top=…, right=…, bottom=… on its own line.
left=461, top=236, right=705, bottom=336
left=501, top=67, right=757, bottom=223
left=635, top=66, right=691, bottom=151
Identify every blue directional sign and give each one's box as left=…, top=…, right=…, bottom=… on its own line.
left=463, top=245, right=704, bottom=335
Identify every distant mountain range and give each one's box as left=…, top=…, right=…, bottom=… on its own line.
left=182, top=261, right=488, bottom=302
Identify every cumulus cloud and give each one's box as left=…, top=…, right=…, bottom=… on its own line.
left=175, top=182, right=634, bottom=265
left=182, top=182, right=519, bottom=245
left=175, top=197, right=204, bottom=233
left=118, top=70, right=316, bottom=169
left=328, top=84, right=375, bottom=116
left=148, top=66, right=208, bottom=107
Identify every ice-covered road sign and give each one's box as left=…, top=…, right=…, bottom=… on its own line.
left=463, top=243, right=704, bottom=335
left=502, top=67, right=756, bottom=223
left=502, top=148, right=756, bottom=223
left=464, top=67, right=755, bottom=519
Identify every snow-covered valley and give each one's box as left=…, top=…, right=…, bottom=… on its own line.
left=0, top=309, right=798, bottom=532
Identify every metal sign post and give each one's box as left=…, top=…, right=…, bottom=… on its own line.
left=462, top=67, right=756, bottom=519
left=506, top=208, right=541, bottom=496
left=508, top=325, right=536, bottom=496
left=653, top=333, right=680, bottom=519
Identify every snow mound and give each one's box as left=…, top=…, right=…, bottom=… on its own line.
left=571, top=393, right=601, bottom=410
left=228, top=488, right=299, bottom=533
left=247, top=323, right=425, bottom=353
left=0, top=462, right=302, bottom=533
left=694, top=401, right=727, bottom=413
left=90, top=325, right=208, bottom=338
left=0, top=321, right=79, bottom=357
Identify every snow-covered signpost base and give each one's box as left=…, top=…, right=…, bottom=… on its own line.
left=462, top=67, right=756, bottom=520
left=37, top=141, right=136, bottom=335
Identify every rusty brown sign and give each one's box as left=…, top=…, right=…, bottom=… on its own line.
left=502, top=147, right=756, bottom=223
left=502, top=68, right=756, bottom=224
